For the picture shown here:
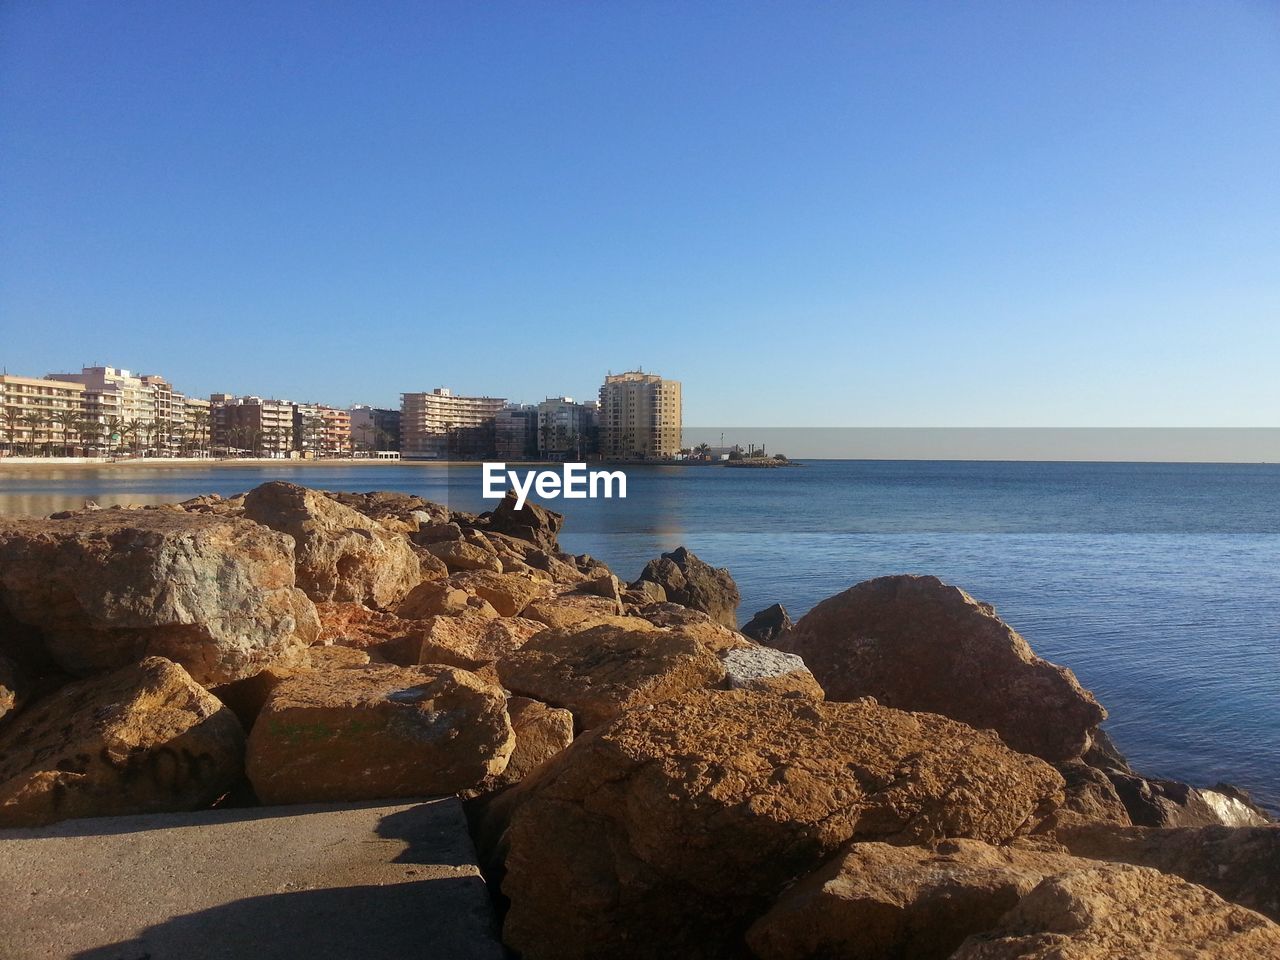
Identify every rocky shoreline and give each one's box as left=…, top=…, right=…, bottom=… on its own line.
left=0, top=482, right=1276, bottom=958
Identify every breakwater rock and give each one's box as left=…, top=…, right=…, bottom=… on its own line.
left=0, top=483, right=1274, bottom=958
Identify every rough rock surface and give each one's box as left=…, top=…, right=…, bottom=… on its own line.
left=746, top=839, right=1083, bottom=960
left=741, top=603, right=793, bottom=644
left=1057, top=823, right=1280, bottom=922
left=480, top=696, right=574, bottom=793
left=500, top=689, right=1064, bottom=959
left=1037, top=760, right=1132, bottom=832
left=949, top=863, right=1280, bottom=959
left=425, top=539, right=504, bottom=574
left=246, top=664, right=513, bottom=804
left=449, top=570, right=549, bottom=617
left=719, top=645, right=823, bottom=699
left=0, top=510, right=315, bottom=684
left=313, top=601, right=433, bottom=665
left=1105, top=771, right=1268, bottom=827
left=496, top=620, right=726, bottom=730
left=396, top=580, right=496, bottom=620
left=521, top=593, right=624, bottom=628
left=480, top=491, right=564, bottom=551
left=635, top=546, right=741, bottom=628
left=775, top=575, right=1105, bottom=762
left=417, top=613, right=545, bottom=670
left=242, top=481, right=420, bottom=609
left=0, top=657, right=245, bottom=827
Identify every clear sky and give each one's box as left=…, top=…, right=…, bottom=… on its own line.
left=1, top=2, right=1277, bottom=427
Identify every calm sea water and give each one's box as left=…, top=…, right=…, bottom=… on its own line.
left=1, top=460, right=1277, bottom=811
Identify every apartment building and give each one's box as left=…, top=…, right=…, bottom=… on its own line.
left=48, top=366, right=155, bottom=431
left=495, top=405, right=539, bottom=460
left=350, top=405, right=402, bottom=452
left=319, top=406, right=351, bottom=457
left=536, top=396, right=598, bottom=459
left=0, top=374, right=87, bottom=454
left=598, top=371, right=682, bottom=460
left=211, top=394, right=295, bottom=456
left=400, top=387, right=506, bottom=460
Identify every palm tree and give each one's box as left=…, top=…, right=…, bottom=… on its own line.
left=51, top=410, right=80, bottom=456
left=21, top=411, right=47, bottom=456
left=190, top=410, right=210, bottom=457
left=102, top=415, right=125, bottom=457
left=1, top=406, right=22, bottom=455
left=694, top=442, right=712, bottom=460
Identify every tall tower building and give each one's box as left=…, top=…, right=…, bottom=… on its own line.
left=597, top=371, right=681, bottom=460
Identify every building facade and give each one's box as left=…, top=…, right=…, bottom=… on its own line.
left=211, top=394, right=295, bottom=456
left=0, top=374, right=87, bottom=454
left=536, top=396, right=598, bottom=459
left=400, top=387, right=506, bottom=459
left=495, top=404, right=539, bottom=460
left=597, top=371, right=682, bottom=460
left=350, top=405, right=401, bottom=453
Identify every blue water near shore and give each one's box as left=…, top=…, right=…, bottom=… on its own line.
left=1, top=459, right=1277, bottom=810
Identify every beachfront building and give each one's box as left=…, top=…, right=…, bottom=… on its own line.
left=536, top=396, right=598, bottom=460
left=400, top=387, right=506, bottom=460
left=350, top=405, right=401, bottom=454
left=598, top=370, right=682, bottom=460
left=495, top=404, right=539, bottom=460
left=173, top=394, right=213, bottom=454
left=0, top=374, right=87, bottom=455
left=44, top=366, right=198, bottom=455
left=211, top=394, right=295, bottom=457
left=319, top=406, right=351, bottom=457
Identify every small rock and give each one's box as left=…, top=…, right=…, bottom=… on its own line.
left=741, top=603, right=793, bottom=644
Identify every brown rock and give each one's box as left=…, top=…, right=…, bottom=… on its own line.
left=414, top=521, right=463, bottom=544
left=246, top=664, right=513, bottom=804
left=1037, top=760, right=1132, bottom=832
left=741, top=603, right=793, bottom=644
left=775, top=575, right=1105, bottom=762
left=481, top=696, right=574, bottom=792
left=211, top=664, right=301, bottom=731
left=719, top=645, right=823, bottom=699
left=307, top=644, right=372, bottom=668
left=624, top=580, right=668, bottom=606
left=425, top=539, right=504, bottom=573
left=496, top=620, right=726, bottom=730
left=0, top=654, right=18, bottom=725
left=950, top=863, right=1280, bottom=959
left=522, top=594, right=626, bottom=629
left=449, top=570, right=550, bottom=617
left=242, top=481, right=421, bottom=609
left=500, top=690, right=1065, bottom=960
left=314, top=601, right=429, bottom=665
left=635, top=546, right=741, bottom=628
left=0, top=657, right=245, bottom=827
left=418, top=613, right=545, bottom=670
left=1056, top=822, right=1280, bottom=922
left=1105, top=770, right=1270, bottom=827
left=397, top=581, right=483, bottom=619
left=0, top=510, right=315, bottom=685
left=746, top=839, right=1084, bottom=960
left=410, top=545, right=450, bottom=581
left=481, top=491, right=564, bottom=552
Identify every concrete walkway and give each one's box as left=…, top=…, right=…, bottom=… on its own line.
left=0, top=798, right=506, bottom=960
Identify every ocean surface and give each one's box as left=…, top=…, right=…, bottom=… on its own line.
left=1, top=459, right=1277, bottom=811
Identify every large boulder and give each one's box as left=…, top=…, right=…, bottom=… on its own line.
left=496, top=620, right=726, bottom=730
left=246, top=664, right=513, bottom=804
left=949, top=863, right=1280, bottom=959
left=478, top=696, right=574, bottom=793
left=417, top=613, right=545, bottom=671
left=499, top=689, right=1065, bottom=959
left=0, top=510, right=316, bottom=685
left=480, top=491, right=564, bottom=552
left=746, top=839, right=1083, bottom=960
left=634, top=547, right=740, bottom=628
left=774, top=575, right=1105, bottom=762
left=1057, top=823, right=1280, bottom=922
left=0, top=657, right=245, bottom=827
left=449, top=570, right=550, bottom=617
left=243, top=481, right=421, bottom=609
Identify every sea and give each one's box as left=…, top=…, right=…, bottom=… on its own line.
left=1, top=459, right=1277, bottom=812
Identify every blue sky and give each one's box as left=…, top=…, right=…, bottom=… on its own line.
left=1, top=2, right=1277, bottom=426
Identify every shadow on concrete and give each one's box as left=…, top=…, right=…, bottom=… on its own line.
left=375, top=803, right=475, bottom=867
left=68, top=877, right=506, bottom=960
